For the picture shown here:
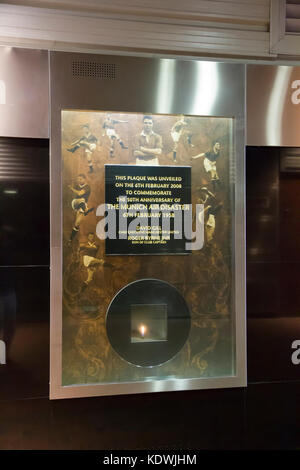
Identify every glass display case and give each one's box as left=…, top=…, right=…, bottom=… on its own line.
left=50, top=53, right=246, bottom=398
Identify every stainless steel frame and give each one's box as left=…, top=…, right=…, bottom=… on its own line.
left=50, top=51, right=246, bottom=399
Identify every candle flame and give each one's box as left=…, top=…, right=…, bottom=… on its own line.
left=140, top=325, right=146, bottom=337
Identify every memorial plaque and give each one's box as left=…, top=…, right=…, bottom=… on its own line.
left=105, top=164, right=191, bottom=255
left=50, top=54, right=246, bottom=399
left=59, top=109, right=236, bottom=389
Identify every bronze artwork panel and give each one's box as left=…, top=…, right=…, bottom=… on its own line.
left=61, top=110, right=234, bottom=385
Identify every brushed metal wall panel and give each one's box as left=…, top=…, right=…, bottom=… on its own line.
left=0, top=47, right=49, bottom=139
left=247, top=64, right=300, bottom=147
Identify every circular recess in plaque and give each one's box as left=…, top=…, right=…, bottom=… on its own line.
left=106, top=279, right=191, bottom=367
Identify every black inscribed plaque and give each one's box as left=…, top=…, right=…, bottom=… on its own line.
left=105, top=164, right=191, bottom=255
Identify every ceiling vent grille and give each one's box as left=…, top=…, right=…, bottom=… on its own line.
left=286, top=1, right=300, bottom=33
left=72, top=61, right=116, bottom=79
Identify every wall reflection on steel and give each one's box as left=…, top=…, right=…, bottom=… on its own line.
left=0, top=80, right=6, bottom=105
left=155, top=59, right=175, bottom=114
left=246, top=145, right=300, bottom=383
left=0, top=137, right=49, bottom=266
left=191, top=61, right=219, bottom=116
left=247, top=64, right=300, bottom=147
left=266, top=67, right=293, bottom=146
